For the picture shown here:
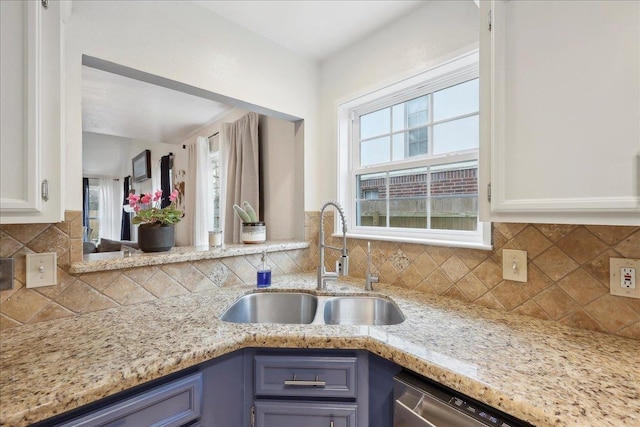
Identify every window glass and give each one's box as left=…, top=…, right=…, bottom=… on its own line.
left=406, top=95, right=428, bottom=128
left=408, top=128, right=428, bottom=157
left=388, top=167, right=428, bottom=229
left=430, top=161, right=478, bottom=231
left=392, top=104, right=406, bottom=132
left=209, top=151, right=221, bottom=230
left=361, top=136, right=390, bottom=166
left=433, top=115, right=479, bottom=154
left=360, top=107, right=390, bottom=139
left=433, top=79, right=479, bottom=122
left=357, top=172, right=386, bottom=227
left=87, top=179, right=100, bottom=243
left=392, top=134, right=405, bottom=161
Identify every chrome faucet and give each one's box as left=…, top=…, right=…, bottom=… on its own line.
left=365, top=241, right=379, bottom=291
left=317, top=201, right=349, bottom=290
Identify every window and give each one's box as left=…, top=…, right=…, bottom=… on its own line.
left=208, top=134, right=221, bottom=231
left=86, top=178, right=100, bottom=243
left=338, top=51, right=490, bottom=249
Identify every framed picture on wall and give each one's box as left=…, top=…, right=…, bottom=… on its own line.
left=132, top=150, right=151, bottom=182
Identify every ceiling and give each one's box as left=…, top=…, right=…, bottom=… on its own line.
left=82, top=66, right=232, bottom=145
left=81, top=1, right=430, bottom=145
left=194, top=0, right=425, bottom=61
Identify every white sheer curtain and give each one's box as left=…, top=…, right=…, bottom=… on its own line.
left=220, top=112, right=260, bottom=243
left=151, top=159, right=161, bottom=196
left=184, top=137, right=211, bottom=246
left=98, top=178, right=123, bottom=240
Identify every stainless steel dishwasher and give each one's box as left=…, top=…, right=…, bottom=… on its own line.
left=393, top=372, right=533, bottom=427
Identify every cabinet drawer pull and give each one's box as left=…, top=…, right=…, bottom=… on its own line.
left=284, top=374, right=326, bottom=387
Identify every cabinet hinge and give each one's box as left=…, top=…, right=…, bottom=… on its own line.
left=41, top=0, right=49, bottom=9
left=250, top=405, right=255, bottom=427
left=487, top=183, right=491, bottom=203
left=41, top=180, right=49, bottom=202
left=488, top=10, right=492, bottom=31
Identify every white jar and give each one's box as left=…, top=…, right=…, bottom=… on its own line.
left=241, top=222, right=266, bottom=244
left=209, top=230, right=222, bottom=247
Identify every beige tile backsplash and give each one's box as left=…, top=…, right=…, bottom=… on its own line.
left=313, top=212, right=640, bottom=340
left=1, top=211, right=639, bottom=340
left=0, top=211, right=312, bottom=330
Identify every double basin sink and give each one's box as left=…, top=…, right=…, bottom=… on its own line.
left=220, top=291, right=405, bottom=326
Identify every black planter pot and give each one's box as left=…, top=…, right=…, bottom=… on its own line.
left=138, top=224, right=175, bottom=252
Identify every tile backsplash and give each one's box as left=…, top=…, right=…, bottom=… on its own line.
left=311, top=212, right=640, bottom=340
left=0, top=211, right=311, bottom=330
left=2, top=211, right=639, bottom=340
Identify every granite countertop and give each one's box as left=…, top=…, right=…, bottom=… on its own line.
left=1, top=274, right=639, bottom=427
left=70, top=240, right=310, bottom=273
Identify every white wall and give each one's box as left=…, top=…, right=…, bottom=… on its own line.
left=82, top=132, right=130, bottom=178
left=82, top=131, right=178, bottom=192
left=65, top=0, right=318, bottom=210
left=315, top=0, right=479, bottom=208
left=259, top=115, right=303, bottom=240
left=66, top=1, right=478, bottom=217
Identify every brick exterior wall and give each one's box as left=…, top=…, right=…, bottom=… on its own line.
left=359, top=167, right=477, bottom=199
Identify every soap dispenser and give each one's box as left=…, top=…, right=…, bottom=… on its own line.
left=257, top=250, right=271, bottom=288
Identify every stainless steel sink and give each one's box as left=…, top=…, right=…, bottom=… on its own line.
left=220, top=292, right=318, bottom=324
left=220, top=292, right=405, bottom=326
left=323, top=296, right=405, bottom=325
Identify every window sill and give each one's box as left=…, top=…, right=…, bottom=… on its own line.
left=341, top=231, right=493, bottom=251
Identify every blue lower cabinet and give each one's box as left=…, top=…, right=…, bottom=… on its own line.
left=54, top=372, right=203, bottom=427
left=254, top=355, right=358, bottom=399
left=254, top=400, right=357, bottom=427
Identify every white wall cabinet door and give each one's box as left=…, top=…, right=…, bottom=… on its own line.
left=0, top=0, right=63, bottom=224
left=479, top=0, right=640, bottom=225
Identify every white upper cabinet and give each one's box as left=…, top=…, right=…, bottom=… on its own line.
left=0, top=0, right=64, bottom=224
left=479, top=0, right=640, bottom=225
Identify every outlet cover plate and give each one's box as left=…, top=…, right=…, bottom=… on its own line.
left=26, top=253, right=57, bottom=288
left=610, top=257, right=640, bottom=299
left=503, top=249, right=528, bottom=282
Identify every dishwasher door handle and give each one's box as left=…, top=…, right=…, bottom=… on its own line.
left=394, top=399, right=438, bottom=427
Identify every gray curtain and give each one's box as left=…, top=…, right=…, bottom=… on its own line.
left=221, top=112, right=260, bottom=243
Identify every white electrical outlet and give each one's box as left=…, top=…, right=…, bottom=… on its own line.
left=26, top=253, right=57, bottom=288
left=502, top=249, right=527, bottom=282
left=610, top=258, right=640, bottom=299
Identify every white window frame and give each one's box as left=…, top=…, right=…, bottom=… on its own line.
left=337, top=50, right=491, bottom=250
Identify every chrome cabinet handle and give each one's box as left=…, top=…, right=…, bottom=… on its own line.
left=283, top=374, right=326, bottom=387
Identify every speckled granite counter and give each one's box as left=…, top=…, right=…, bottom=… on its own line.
left=70, top=240, right=309, bottom=273
left=1, top=274, right=639, bottom=426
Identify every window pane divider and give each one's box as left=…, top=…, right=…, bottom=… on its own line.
left=431, top=111, right=479, bottom=127
left=353, top=150, right=478, bottom=175
left=358, top=111, right=479, bottom=144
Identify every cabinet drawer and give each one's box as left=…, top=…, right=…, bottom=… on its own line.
left=254, top=400, right=357, bottom=427
left=255, top=355, right=357, bottom=398
left=56, top=372, right=203, bottom=427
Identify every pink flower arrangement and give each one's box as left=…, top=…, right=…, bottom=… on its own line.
left=128, top=189, right=182, bottom=225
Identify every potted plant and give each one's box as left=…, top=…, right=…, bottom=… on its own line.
left=233, top=201, right=266, bottom=243
left=128, top=189, right=182, bottom=252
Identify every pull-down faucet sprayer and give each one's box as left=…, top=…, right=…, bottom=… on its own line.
left=317, top=201, right=349, bottom=290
